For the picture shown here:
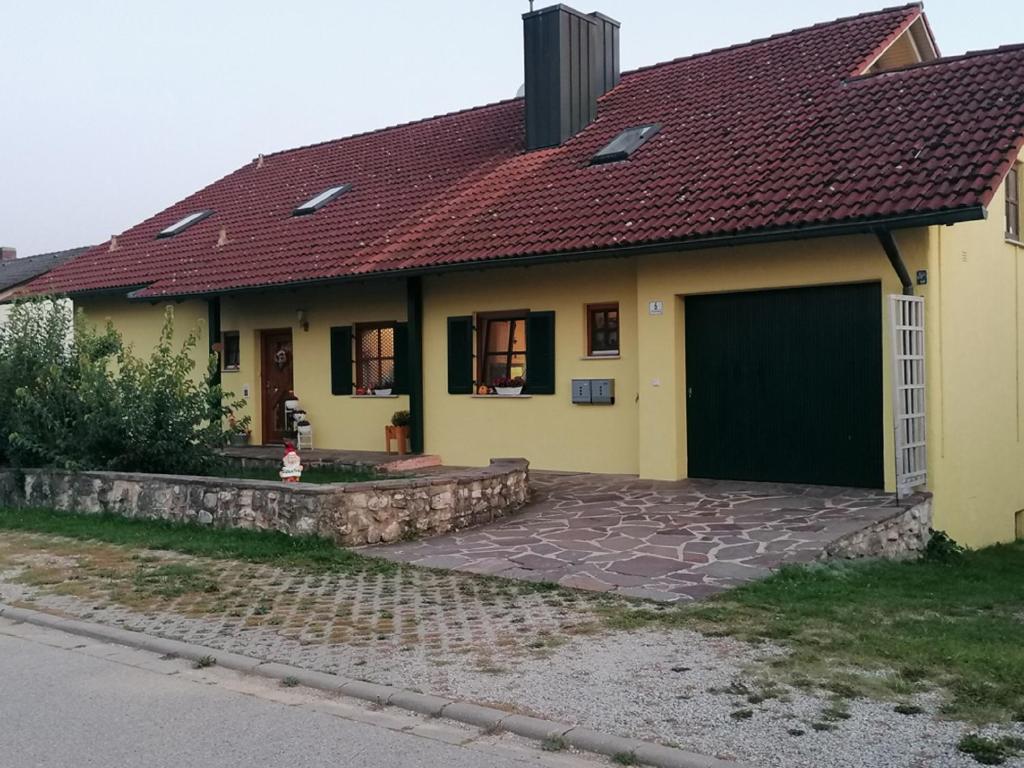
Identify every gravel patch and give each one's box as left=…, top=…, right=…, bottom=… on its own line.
left=2, top=535, right=1022, bottom=768
left=6, top=584, right=1022, bottom=768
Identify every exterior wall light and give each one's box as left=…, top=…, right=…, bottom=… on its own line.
left=297, top=309, right=309, bottom=332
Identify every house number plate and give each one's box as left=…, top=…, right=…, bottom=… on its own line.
left=648, top=300, right=664, bottom=316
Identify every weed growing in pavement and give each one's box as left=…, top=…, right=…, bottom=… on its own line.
left=541, top=736, right=567, bottom=752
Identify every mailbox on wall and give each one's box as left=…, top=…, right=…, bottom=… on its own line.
left=571, top=379, right=615, bottom=405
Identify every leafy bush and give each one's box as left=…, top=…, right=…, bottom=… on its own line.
left=0, top=299, right=76, bottom=464
left=924, top=529, right=966, bottom=563
left=1, top=299, right=248, bottom=475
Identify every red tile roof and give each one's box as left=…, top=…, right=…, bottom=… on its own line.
left=29, top=4, right=1024, bottom=299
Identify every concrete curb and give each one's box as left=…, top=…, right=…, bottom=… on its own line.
left=0, top=602, right=747, bottom=768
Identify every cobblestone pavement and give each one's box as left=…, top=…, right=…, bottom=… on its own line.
left=367, top=472, right=906, bottom=602
left=2, top=531, right=1017, bottom=768
left=0, top=532, right=618, bottom=680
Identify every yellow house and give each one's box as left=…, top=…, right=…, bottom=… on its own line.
left=28, top=4, right=1024, bottom=547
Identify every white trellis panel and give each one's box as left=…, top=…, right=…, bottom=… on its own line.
left=889, top=294, right=927, bottom=498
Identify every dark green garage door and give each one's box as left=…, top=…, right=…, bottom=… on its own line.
left=685, top=282, right=883, bottom=488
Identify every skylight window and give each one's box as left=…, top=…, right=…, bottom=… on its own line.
left=293, top=184, right=351, bottom=215
left=157, top=210, right=213, bottom=238
left=590, top=124, right=661, bottom=165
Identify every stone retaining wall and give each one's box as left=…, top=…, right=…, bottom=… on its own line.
left=823, top=495, right=933, bottom=560
left=0, top=459, right=529, bottom=547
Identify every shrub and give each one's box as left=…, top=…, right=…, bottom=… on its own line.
left=2, top=300, right=248, bottom=475
left=0, top=299, right=77, bottom=464
left=924, top=529, right=966, bottom=563
left=391, top=410, right=411, bottom=427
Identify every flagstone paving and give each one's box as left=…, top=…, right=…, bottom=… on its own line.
left=366, top=472, right=910, bottom=602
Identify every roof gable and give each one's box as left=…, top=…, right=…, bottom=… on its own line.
left=27, top=5, right=1024, bottom=299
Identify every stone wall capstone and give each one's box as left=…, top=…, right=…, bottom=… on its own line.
left=0, top=459, right=529, bottom=547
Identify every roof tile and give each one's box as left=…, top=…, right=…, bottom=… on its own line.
left=27, top=5, right=1024, bottom=298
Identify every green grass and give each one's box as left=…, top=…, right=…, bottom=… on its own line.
left=211, top=464, right=382, bottom=484
left=958, top=734, right=1024, bottom=765
left=131, top=563, right=220, bottom=598
left=0, top=507, right=397, bottom=575
left=601, top=541, right=1024, bottom=723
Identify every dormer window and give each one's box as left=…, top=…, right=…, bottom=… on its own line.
left=293, top=184, right=351, bottom=216
left=590, top=124, right=661, bottom=165
left=157, top=210, right=213, bottom=238
left=862, top=16, right=938, bottom=75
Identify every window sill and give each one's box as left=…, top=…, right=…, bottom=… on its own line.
left=222, top=367, right=240, bottom=373
left=470, top=394, right=533, bottom=399
left=580, top=354, right=620, bottom=361
left=1006, top=238, right=1024, bottom=248
left=350, top=394, right=400, bottom=399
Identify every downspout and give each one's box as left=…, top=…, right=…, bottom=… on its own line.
left=875, top=229, right=914, bottom=296
left=406, top=277, right=425, bottom=454
left=208, top=296, right=222, bottom=387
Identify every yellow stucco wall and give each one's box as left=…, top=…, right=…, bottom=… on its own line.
left=77, top=297, right=210, bottom=380
left=76, top=178, right=1024, bottom=548
left=924, top=151, right=1024, bottom=546
left=80, top=285, right=410, bottom=453
left=219, top=282, right=409, bottom=450
left=419, top=234, right=923, bottom=484
left=421, top=260, right=640, bottom=474
left=633, top=233, right=927, bottom=489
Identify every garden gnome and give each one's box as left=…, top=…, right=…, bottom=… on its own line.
left=279, top=441, right=303, bottom=482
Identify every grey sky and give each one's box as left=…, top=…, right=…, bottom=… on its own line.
left=1, top=1, right=1017, bottom=257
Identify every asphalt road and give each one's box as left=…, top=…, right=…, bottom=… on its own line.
left=0, top=618, right=598, bottom=768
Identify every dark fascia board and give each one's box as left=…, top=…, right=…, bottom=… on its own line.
left=124, top=205, right=986, bottom=302
left=62, top=284, right=152, bottom=301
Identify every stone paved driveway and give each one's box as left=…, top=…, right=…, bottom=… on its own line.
left=367, top=472, right=909, bottom=602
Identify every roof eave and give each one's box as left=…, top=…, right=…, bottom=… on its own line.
left=123, top=205, right=987, bottom=302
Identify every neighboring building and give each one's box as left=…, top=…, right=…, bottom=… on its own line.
left=0, top=246, right=90, bottom=324
left=24, top=5, right=1024, bottom=546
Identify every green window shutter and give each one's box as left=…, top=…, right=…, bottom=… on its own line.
left=330, top=326, right=353, bottom=395
left=393, top=322, right=410, bottom=395
left=447, top=315, right=474, bottom=394
left=526, top=310, right=556, bottom=395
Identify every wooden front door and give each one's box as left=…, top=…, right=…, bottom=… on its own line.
left=261, top=329, right=294, bottom=445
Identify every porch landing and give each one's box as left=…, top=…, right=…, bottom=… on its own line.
left=220, top=446, right=442, bottom=474
left=366, top=472, right=929, bottom=603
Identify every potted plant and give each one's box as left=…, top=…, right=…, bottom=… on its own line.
left=374, top=377, right=393, bottom=396
left=296, top=419, right=312, bottom=436
left=493, top=376, right=525, bottom=396
left=284, top=390, right=300, bottom=410
left=227, top=411, right=251, bottom=446
left=387, top=410, right=411, bottom=455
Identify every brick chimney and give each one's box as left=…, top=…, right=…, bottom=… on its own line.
left=0, top=247, right=15, bottom=261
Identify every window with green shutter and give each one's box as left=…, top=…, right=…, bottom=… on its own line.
left=447, top=311, right=556, bottom=395
left=393, top=322, right=410, bottom=395
left=447, top=316, right=474, bottom=394
left=329, top=326, right=353, bottom=395
left=525, top=310, right=555, bottom=394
